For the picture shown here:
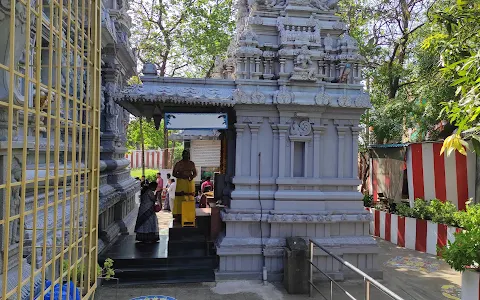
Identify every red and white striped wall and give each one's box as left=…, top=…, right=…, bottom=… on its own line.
left=126, top=149, right=164, bottom=169
left=406, top=142, right=476, bottom=210
left=366, top=208, right=460, bottom=256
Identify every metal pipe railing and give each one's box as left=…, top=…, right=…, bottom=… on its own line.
left=308, top=239, right=404, bottom=300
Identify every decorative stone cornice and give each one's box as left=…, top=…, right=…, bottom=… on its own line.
left=221, top=211, right=372, bottom=223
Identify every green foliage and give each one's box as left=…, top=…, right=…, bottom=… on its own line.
left=62, top=259, right=115, bottom=285
left=131, top=169, right=158, bottom=182
left=440, top=227, right=480, bottom=272
left=425, top=0, right=480, bottom=153
left=394, top=198, right=478, bottom=229
left=338, top=0, right=454, bottom=145
left=126, top=118, right=184, bottom=163
left=98, top=258, right=115, bottom=280
left=440, top=202, right=480, bottom=272
left=429, top=199, right=459, bottom=226
left=454, top=201, right=480, bottom=230
left=396, top=202, right=415, bottom=218
left=363, top=193, right=373, bottom=207
left=130, top=0, right=234, bottom=78
left=393, top=199, right=433, bottom=219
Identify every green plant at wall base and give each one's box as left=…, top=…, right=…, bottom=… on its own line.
left=363, top=194, right=373, bottom=208
left=429, top=199, right=459, bottom=227
left=454, top=200, right=480, bottom=230
left=392, top=199, right=476, bottom=228
left=98, top=258, right=115, bottom=280
left=437, top=201, right=480, bottom=271
left=395, top=199, right=432, bottom=220
left=440, top=227, right=480, bottom=272
left=395, top=203, right=415, bottom=218
left=62, top=259, right=115, bottom=285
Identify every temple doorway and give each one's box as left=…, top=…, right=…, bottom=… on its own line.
left=100, top=78, right=237, bottom=284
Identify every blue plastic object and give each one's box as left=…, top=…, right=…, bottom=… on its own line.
left=37, top=281, right=81, bottom=300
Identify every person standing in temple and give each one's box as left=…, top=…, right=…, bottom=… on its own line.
left=140, top=175, right=149, bottom=188
left=168, top=178, right=176, bottom=213
left=155, top=172, right=164, bottom=206
left=134, top=181, right=159, bottom=243
left=172, top=150, right=197, bottom=221
left=163, top=173, right=172, bottom=211
left=201, top=176, right=213, bottom=193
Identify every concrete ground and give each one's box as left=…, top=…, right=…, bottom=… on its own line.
left=95, top=237, right=461, bottom=300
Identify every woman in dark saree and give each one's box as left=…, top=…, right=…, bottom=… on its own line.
left=134, top=181, right=159, bottom=243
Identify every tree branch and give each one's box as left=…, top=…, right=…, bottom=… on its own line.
left=398, top=80, right=417, bottom=88
left=170, top=63, right=188, bottom=77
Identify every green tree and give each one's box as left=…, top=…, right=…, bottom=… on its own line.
left=424, top=0, right=480, bottom=154
left=126, top=118, right=183, bottom=162
left=130, top=0, right=235, bottom=78
left=338, top=0, right=453, bottom=144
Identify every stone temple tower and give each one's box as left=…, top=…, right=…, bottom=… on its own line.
left=213, top=0, right=378, bottom=280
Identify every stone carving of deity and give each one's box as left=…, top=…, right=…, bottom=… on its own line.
left=324, top=34, right=333, bottom=53
left=212, top=56, right=225, bottom=79
left=10, top=156, right=22, bottom=245
left=290, top=121, right=300, bottom=135
left=310, top=0, right=329, bottom=10
left=100, top=85, right=106, bottom=112
left=105, top=84, right=119, bottom=134
left=291, top=45, right=316, bottom=81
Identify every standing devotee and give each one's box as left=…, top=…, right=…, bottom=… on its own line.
left=163, top=173, right=172, bottom=211
left=168, top=178, right=176, bottom=213
left=172, top=150, right=197, bottom=221
left=134, top=181, right=159, bottom=243
left=155, top=172, right=164, bottom=207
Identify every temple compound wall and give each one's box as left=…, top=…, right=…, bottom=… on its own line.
left=214, top=0, right=379, bottom=281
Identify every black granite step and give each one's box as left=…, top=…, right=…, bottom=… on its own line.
left=102, top=269, right=215, bottom=285
left=99, top=213, right=217, bottom=285
left=108, top=254, right=217, bottom=268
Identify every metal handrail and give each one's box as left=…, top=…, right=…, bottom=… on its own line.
left=308, top=239, right=404, bottom=300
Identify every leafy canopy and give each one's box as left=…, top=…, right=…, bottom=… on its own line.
left=424, top=0, right=480, bottom=155
left=130, top=0, right=235, bottom=78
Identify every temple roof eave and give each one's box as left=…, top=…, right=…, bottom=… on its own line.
left=114, top=78, right=373, bottom=117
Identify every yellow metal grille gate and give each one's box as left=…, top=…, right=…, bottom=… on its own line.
left=0, top=0, right=101, bottom=299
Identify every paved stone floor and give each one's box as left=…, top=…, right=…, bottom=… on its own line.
left=95, top=236, right=461, bottom=300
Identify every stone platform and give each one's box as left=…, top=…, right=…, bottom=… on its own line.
left=95, top=239, right=461, bottom=300
left=99, top=210, right=218, bottom=285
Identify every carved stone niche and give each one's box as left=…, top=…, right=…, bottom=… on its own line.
left=288, top=120, right=312, bottom=178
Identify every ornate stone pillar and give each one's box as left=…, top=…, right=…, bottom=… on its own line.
left=272, top=125, right=279, bottom=178
left=336, top=126, right=347, bottom=178
left=312, top=125, right=326, bottom=178
left=277, top=124, right=289, bottom=178
left=0, top=0, right=28, bottom=141
left=351, top=126, right=361, bottom=178
left=249, top=123, right=261, bottom=177
left=235, top=123, right=246, bottom=177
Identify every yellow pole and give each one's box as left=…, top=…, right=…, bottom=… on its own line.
left=140, top=117, right=145, bottom=176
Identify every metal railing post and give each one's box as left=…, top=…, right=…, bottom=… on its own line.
left=330, top=280, right=333, bottom=300
left=364, top=278, right=370, bottom=300
left=309, top=241, right=314, bottom=298
left=309, top=239, right=404, bottom=300
left=308, top=241, right=314, bottom=297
